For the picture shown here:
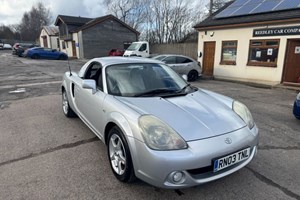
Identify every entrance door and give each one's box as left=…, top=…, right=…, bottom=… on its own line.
left=203, top=42, right=216, bottom=76
left=43, top=37, right=48, bottom=48
left=72, top=41, right=76, bottom=57
left=282, top=40, right=300, bottom=83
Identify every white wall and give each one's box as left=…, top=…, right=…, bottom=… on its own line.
left=198, top=23, right=300, bottom=85
left=39, top=29, right=59, bottom=50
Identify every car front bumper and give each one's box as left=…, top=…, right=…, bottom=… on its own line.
left=128, top=125, right=259, bottom=189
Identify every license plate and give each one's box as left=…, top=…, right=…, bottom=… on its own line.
left=213, top=148, right=250, bottom=172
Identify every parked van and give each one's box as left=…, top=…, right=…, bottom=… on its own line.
left=123, top=41, right=150, bottom=58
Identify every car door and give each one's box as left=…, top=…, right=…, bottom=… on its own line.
left=175, top=56, right=194, bottom=75
left=163, top=56, right=178, bottom=72
left=74, top=62, right=107, bottom=136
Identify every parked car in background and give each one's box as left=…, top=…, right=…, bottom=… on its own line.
left=293, top=92, right=300, bottom=119
left=62, top=57, right=258, bottom=189
left=109, top=49, right=125, bottom=56
left=0, top=40, right=3, bottom=49
left=153, top=54, right=202, bottom=82
left=12, top=43, right=38, bottom=57
left=3, top=44, right=12, bottom=49
left=24, top=47, right=68, bottom=60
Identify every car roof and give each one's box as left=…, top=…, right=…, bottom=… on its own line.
left=90, top=57, right=163, bottom=67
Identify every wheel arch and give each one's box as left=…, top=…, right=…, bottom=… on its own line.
left=104, top=112, right=135, bottom=145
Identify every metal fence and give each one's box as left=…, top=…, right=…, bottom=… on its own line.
left=150, top=43, right=198, bottom=60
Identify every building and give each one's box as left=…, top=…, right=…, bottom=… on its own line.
left=194, top=0, right=300, bottom=86
left=54, top=14, right=139, bottom=59
left=39, top=26, right=59, bottom=50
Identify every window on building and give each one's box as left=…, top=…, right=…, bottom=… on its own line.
left=247, top=39, right=279, bottom=67
left=62, top=41, right=66, bottom=49
left=57, top=38, right=60, bottom=48
left=221, top=41, right=237, bottom=65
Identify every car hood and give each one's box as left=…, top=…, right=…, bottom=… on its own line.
left=115, top=91, right=246, bottom=141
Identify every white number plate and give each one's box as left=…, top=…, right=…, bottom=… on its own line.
left=213, top=148, right=250, bottom=172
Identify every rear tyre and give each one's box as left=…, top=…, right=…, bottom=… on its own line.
left=62, top=90, right=77, bottom=118
left=187, top=70, right=199, bottom=82
left=32, top=54, right=39, bottom=59
left=107, top=126, right=136, bottom=183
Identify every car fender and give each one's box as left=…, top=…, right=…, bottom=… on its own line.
left=105, top=111, right=135, bottom=141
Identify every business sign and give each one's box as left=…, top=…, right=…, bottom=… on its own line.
left=253, top=26, right=300, bottom=37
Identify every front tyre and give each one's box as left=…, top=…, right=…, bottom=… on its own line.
left=62, top=90, right=77, bottom=118
left=107, top=126, right=136, bottom=183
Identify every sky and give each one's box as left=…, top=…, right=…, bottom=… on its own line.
left=0, top=0, right=107, bottom=26
left=0, top=0, right=210, bottom=26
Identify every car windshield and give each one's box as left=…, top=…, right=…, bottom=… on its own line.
left=126, top=43, right=140, bottom=51
left=106, top=63, right=196, bottom=97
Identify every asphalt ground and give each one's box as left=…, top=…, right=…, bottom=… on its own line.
left=0, top=50, right=299, bottom=199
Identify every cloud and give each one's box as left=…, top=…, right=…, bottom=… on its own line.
left=0, top=0, right=107, bottom=25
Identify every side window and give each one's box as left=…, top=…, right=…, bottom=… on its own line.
left=176, top=56, right=192, bottom=64
left=84, top=62, right=102, bottom=79
left=163, top=56, right=176, bottom=64
left=139, top=43, right=147, bottom=51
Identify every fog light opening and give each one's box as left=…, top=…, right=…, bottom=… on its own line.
left=172, top=171, right=184, bottom=183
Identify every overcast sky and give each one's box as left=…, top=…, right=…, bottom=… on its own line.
left=0, top=0, right=107, bottom=25
left=0, top=0, right=210, bottom=26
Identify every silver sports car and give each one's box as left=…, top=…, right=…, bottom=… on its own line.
left=61, top=57, right=259, bottom=189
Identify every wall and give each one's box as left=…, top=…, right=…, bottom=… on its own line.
left=82, top=19, right=137, bottom=59
left=39, top=29, right=59, bottom=50
left=151, top=43, right=198, bottom=60
left=198, top=23, right=300, bottom=85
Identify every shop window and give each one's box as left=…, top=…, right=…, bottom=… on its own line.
left=247, top=39, right=279, bottom=67
left=221, top=41, right=237, bottom=65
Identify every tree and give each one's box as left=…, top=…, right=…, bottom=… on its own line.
left=0, top=25, right=15, bottom=39
left=18, top=2, right=52, bottom=41
left=105, top=0, right=148, bottom=31
left=105, top=0, right=209, bottom=44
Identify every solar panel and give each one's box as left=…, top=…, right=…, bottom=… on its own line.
left=251, top=0, right=282, bottom=14
left=233, top=4, right=258, bottom=16
left=273, top=0, right=300, bottom=10
left=215, top=0, right=300, bottom=19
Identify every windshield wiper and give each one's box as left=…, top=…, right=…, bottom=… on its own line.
left=134, top=88, right=177, bottom=97
left=177, top=84, right=191, bottom=93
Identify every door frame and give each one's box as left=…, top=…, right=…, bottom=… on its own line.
left=202, top=41, right=216, bottom=77
left=282, top=39, right=300, bottom=83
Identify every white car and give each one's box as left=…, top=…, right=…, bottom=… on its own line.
left=153, top=54, right=202, bottom=82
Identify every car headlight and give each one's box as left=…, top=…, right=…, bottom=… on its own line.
left=297, top=93, right=300, bottom=101
left=139, top=115, right=188, bottom=150
left=233, top=101, right=255, bottom=129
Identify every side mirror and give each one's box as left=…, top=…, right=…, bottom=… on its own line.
left=82, top=79, right=97, bottom=94
left=182, top=74, right=188, bottom=81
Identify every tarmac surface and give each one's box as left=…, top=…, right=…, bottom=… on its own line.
left=0, top=50, right=299, bottom=199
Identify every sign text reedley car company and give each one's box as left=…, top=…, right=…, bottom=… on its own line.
left=253, top=26, right=300, bottom=37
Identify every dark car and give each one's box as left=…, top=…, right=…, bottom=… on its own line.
left=12, top=43, right=38, bottom=57
left=0, top=39, right=3, bottom=49
left=293, top=92, right=300, bottom=119
left=24, top=47, right=68, bottom=60
left=108, top=49, right=125, bottom=56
